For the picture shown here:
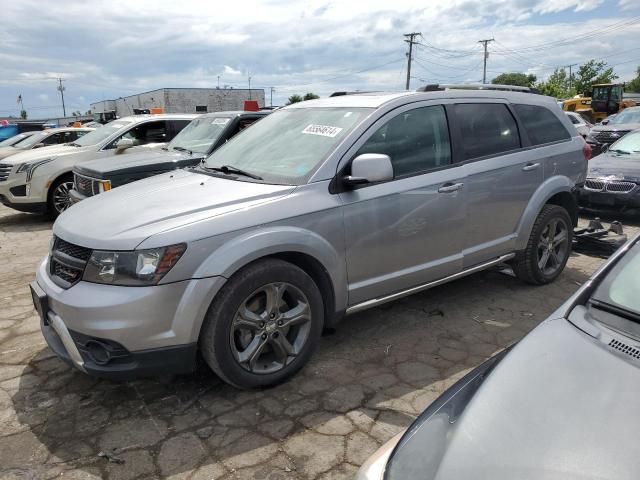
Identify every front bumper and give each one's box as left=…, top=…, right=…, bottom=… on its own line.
left=0, top=169, right=47, bottom=212
left=578, top=186, right=640, bottom=209
left=34, top=257, right=226, bottom=380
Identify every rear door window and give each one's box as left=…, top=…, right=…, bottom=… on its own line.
left=453, top=103, right=521, bottom=160
left=514, top=104, right=571, bottom=145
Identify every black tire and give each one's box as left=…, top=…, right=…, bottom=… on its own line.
left=199, top=258, right=324, bottom=389
left=512, top=204, right=573, bottom=285
left=47, top=174, right=75, bottom=218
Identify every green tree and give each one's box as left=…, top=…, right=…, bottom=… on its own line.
left=491, top=72, right=537, bottom=87
left=626, top=66, right=640, bottom=93
left=536, top=68, right=570, bottom=98
left=20, top=110, right=27, bottom=119
left=574, top=59, right=618, bottom=96
left=286, top=94, right=303, bottom=105
left=303, top=92, right=320, bottom=101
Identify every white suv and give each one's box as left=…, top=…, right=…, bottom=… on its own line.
left=0, top=114, right=196, bottom=216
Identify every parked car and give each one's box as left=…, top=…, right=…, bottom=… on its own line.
left=70, top=111, right=268, bottom=202
left=0, top=131, right=37, bottom=148
left=586, top=106, right=640, bottom=155
left=0, top=127, right=94, bottom=161
left=31, top=90, right=587, bottom=388
left=357, top=233, right=640, bottom=480
left=0, top=114, right=196, bottom=216
left=578, top=129, right=640, bottom=210
left=565, top=111, right=592, bottom=138
left=0, top=120, right=45, bottom=141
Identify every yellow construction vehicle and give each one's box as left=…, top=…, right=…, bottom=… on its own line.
left=562, top=83, right=636, bottom=123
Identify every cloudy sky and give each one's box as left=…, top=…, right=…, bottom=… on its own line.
left=1, top=0, right=639, bottom=119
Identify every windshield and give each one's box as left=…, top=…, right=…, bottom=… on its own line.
left=609, top=131, right=640, bottom=154
left=609, top=109, right=640, bottom=125
left=0, top=132, right=33, bottom=147
left=15, top=131, right=51, bottom=148
left=592, top=241, right=640, bottom=321
left=169, top=116, right=230, bottom=154
left=73, top=120, right=133, bottom=147
left=204, top=107, right=372, bottom=184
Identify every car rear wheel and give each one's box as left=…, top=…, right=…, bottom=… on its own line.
left=513, top=204, right=573, bottom=285
left=48, top=174, right=74, bottom=218
left=199, top=258, right=324, bottom=389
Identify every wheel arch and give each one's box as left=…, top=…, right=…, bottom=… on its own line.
left=46, top=170, right=75, bottom=213
left=515, top=176, right=577, bottom=251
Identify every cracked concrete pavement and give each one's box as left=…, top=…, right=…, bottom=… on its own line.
left=0, top=204, right=637, bottom=479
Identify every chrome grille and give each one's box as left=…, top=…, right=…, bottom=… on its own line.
left=605, top=181, right=636, bottom=193
left=74, top=173, right=97, bottom=197
left=594, top=130, right=630, bottom=143
left=0, top=163, right=11, bottom=182
left=49, top=236, right=92, bottom=288
left=584, top=179, right=605, bottom=191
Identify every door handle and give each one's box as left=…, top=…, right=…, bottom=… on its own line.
left=522, top=162, right=541, bottom=171
left=438, top=182, right=464, bottom=193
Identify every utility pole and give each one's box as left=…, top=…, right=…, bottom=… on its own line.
left=57, top=78, right=67, bottom=117
left=217, top=75, right=220, bottom=88
left=404, top=32, right=421, bottom=90
left=564, top=63, right=578, bottom=93
left=248, top=74, right=252, bottom=100
left=269, top=87, right=275, bottom=107
left=478, top=38, right=494, bottom=84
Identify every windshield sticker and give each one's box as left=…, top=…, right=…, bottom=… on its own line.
left=212, top=118, right=230, bottom=125
left=302, top=124, right=343, bottom=138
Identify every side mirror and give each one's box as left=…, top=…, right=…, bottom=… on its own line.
left=601, top=119, right=609, bottom=125
left=343, top=153, right=393, bottom=187
left=601, top=143, right=609, bottom=153
left=32, top=143, right=46, bottom=149
left=115, top=138, right=134, bottom=152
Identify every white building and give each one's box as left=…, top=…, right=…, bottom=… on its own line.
left=91, top=87, right=266, bottom=116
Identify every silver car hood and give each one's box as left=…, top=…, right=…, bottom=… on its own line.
left=54, top=169, right=297, bottom=250
left=0, top=144, right=90, bottom=165
left=430, top=318, right=640, bottom=480
left=0, top=146, right=23, bottom=160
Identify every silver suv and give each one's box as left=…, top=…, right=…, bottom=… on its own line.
left=31, top=90, right=589, bottom=388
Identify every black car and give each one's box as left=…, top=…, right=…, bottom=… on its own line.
left=578, top=129, right=640, bottom=210
left=586, top=106, right=640, bottom=156
left=70, top=111, right=269, bottom=202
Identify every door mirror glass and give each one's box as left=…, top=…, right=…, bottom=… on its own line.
left=344, top=153, right=393, bottom=186
left=115, top=137, right=134, bottom=152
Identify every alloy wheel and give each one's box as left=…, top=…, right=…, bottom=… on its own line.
left=230, top=282, right=312, bottom=374
left=537, top=217, right=569, bottom=276
left=53, top=181, right=74, bottom=213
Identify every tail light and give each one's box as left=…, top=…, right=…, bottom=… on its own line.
left=582, top=142, right=592, bottom=161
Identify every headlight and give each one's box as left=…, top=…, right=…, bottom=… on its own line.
left=383, top=347, right=511, bottom=480
left=83, top=243, right=186, bottom=286
left=97, top=179, right=111, bottom=193
left=16, top=159, right=54, bottom=181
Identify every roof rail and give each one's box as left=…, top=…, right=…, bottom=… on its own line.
left=416, top=83, right=541, bottom=94
left=329, top=91, right=378, bottom=97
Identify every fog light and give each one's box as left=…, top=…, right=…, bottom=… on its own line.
left=85, top=341, right=111, bottom=365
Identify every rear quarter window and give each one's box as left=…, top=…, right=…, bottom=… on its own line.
left=514, top=104, right=571, bottom=145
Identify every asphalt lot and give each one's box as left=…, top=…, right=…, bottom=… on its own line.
left=0, top=204, right=638, bottom=480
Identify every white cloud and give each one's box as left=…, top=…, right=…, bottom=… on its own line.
left=38, top=93, right=49, bottom=101
left=223, top=66, right=243, bottom=76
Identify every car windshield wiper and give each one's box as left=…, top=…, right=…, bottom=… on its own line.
left=204, top=164, right=263, bottom=180
left=68, top=142, right=82, bottom=147
left=609, top=149, right=631, bottom=155
left=172, top=146, right=193, bottom=155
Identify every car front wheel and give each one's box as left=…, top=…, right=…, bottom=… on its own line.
left=199, top=258, right=324, bottom=389
left=48, top=174, right=74, bottom=218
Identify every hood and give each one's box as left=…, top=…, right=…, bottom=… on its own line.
left=0, top=144, right=90, bottom=165
left=587, top=152, right=640, bottom=182
left=402, top=318, right=640, bottom=480
left=0, top=147, right=22, bottom=160
left=592, top=123, right=640, bottom=134
left=54, top=169, right=297, bottom=250
left=74, top=148, right=198, bottom=179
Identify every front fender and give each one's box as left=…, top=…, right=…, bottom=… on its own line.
left=515, top=175, right=575, bottom=251
left=192, top=226, right=347, bottom=312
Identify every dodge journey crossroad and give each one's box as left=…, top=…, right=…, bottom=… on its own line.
left=31, top=89, right=589, bottom=388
